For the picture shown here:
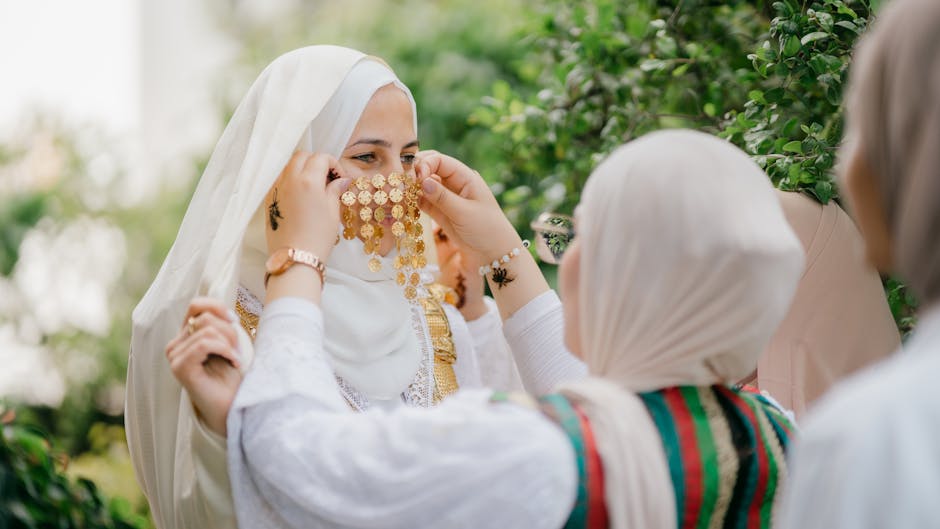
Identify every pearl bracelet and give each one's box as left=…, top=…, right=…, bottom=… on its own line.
left=478, top=240, right=530, bottom=276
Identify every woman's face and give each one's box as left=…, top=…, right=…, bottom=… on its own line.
left=842, top=144, right=893, bottom=272
left=559, top=221, right=583, bottom=358
left=340, top=84, right=419, bottom=256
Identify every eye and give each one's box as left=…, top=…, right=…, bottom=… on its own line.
left=352, top=153, right=376, bottom=163
left=401, top=153, right=417, bottom=166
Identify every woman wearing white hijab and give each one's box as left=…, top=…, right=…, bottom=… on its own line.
left=126, top=46, right=529, bottom=529
left=779, top=0, right=940, bottom=526
left=181, top=129, right=804, bottom=527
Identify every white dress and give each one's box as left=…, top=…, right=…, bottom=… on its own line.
left=129, top=285, right=537, bottom=529
left=228, top=290, right=588, bottom=529
left=778, top=304, right=940, bottom=528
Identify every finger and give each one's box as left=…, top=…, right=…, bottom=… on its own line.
left=417, top=152, right=477, bottom=197
left=419, top=173, right=469, bottom=220
left=170, top=337, right=240, bottom=376
left=193, top=311, right=239, bottom=348
left=283, top=151, right=313, bottom=181
left=326, top=175, right=352, bottom=201
left=184, top=297, right=233, bottom=325
left=170, top=325, right=236, bottom=364
left=302, top=153, right=344, bottom=189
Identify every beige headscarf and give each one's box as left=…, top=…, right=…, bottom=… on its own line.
left=847, top=0, right=940, bottom=307
left=757, top=191, right=899, bottom=417
left=560, top=130, right=805, bottom=529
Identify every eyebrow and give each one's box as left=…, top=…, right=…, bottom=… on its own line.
left=348, top=138, right=420, bottom=150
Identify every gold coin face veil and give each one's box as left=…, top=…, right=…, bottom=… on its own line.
left=340, top=171, right=428, bottom=301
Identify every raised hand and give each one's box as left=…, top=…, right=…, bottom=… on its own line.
left=166, top=297, right=243, bottom=436
left=264, top=151, right=351, bottom=304
left=416, top=151, right=550, bottom=319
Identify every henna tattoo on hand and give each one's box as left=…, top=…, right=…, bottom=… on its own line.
left=491, top=267, right=515, bottom=289
left=268, top=188, right=284, bottom=230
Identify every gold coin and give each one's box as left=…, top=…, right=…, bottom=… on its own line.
left=411, top=255, right=420, bottom=268
left=360, top=223, right=374, bottom=239
left=372, top=190, right=388, bottom=206
left=404, top=285, right=417, bottom=300
left=388, top=172, right=403, bottom=186
left=373, top=207, right=386, bottom=222
left=357, top=190, right=372, bottom=205
left=371, top=173, right=386, bottom=189
left=341, top=191, right=357, bottom=206
left=412, top=222, right=424, bottom=236
left=391, top=221, right=405, bottom=237
left=409, top=272, right=420, bottom=286
left=389, top=188, right=404, bottom=203
left=342, top=208, right=354, bottom=224
left=364, top=239, right=374, bottom=254
left=416, top=255, right=427, bottom=268
left=356, top=176, right=370, bottom=190
left=343, top=227, right=356, bottom=240
left=359, top=206, right=373, bottom=222
left=373, top=225, right=384, bottom=239
left=396, top=271, right=406, bottom=285
left=394, top=255, right=404, bottom=269
left=368, top=258, right=382, bottom=273
left=415, top=240, right=425, bottom=253
left=391, top=204, right=404, bottom=219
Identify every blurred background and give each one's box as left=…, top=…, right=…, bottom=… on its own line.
left=0, top=0, right=908, bottom=526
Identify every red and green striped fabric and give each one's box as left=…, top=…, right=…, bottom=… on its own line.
left=638, top=385, right=793, bottom=529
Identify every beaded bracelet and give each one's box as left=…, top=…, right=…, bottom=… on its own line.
left=478, top=240, right=530, bottom=276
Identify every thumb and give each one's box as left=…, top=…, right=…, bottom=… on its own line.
left=420, top=176, right=466, bottom=220
left=326, top=177, right=351, bottom=200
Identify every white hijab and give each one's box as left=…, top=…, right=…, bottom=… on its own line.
left=127, top=46, right=419, bottom=528
left=237, top=58, right=422, bottom=403
left=560, top=130, right=805, bottom=529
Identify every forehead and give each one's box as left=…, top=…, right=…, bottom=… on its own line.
left=351, top=84, right=415, bottom=138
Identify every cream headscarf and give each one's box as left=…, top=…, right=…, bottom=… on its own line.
left=847, top=0, right=940, bottom=307
left=127, top=45, right=419, bottom=529
left=560, top=130, right=805, bottom=529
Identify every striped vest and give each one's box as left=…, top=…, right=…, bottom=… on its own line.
left=538, top=385, right=794, bottom=529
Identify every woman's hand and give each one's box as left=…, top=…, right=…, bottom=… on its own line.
left=265, top=151, right=350, bottom=259
left=264, top=151, right=350, bottom=303
left=416, top=151, right=550, bottom=319
left=415, top=151, right=521, bottom=268
left=166, top=297, right=243, bottom=436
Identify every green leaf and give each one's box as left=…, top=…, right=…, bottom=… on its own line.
left=801, top=32, right=829, bottom=46
left=783, top=35, right=801, bottom=57
left=783, top=140, right=804, bottom=154
left=834, top=20, right=859, bottom=33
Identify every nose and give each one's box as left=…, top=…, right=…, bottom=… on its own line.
left=384, top=157, right=406, bottom=176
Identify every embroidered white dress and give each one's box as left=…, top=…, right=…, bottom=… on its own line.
left=228, top=290, right=588, bottom=528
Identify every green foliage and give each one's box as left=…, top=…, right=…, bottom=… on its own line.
left=720, top=0, right=875, bottom=203
left=477, top=0, right=915, bottom=329
left=0, top=406, right=149, bottom=529
left=0, top=192, right=48, bottom=276
left=475, top=0, right=770, bottom=230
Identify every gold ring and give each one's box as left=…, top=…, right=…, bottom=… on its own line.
left=187, top=316, right=197, bottom=336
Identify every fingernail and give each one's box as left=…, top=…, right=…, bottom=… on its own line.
left=422, top=178, right=437, bottom=194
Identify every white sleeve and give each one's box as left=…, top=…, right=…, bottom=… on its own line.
left=464, top=297, right=524, bottom=391
left=228, top=297, right=578, bottom=529
left=502, top=290, right=587, bottom=394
